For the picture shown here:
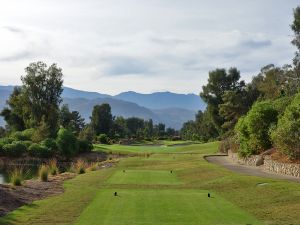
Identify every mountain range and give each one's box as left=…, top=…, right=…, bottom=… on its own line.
left=0, top=85, right=206, bottom=129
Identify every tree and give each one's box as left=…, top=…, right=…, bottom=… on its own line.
left=271, top=92, right=300, bottom=159
left=143, top=119, right=154, bottom=139
left=154, top=123, right=165, bottom=138
left=21, top=62, right=63, bottom=136
left=111, top=116, right=127, bottom=139
left=0, top=87, right=27, bottom=131
left=234, top=101, right=278, bottom=156
left=90, top=104, right=113, bottom=136
left=166, top=127, right=176, bottom=137
left=60, top=104, right=85, bottom=135
left=0, top=127, right=6, bottom=138
left=181, top=121, right=199, bottom=141
left=126, top=117, right=144, bottom=137
left=219, top=85, right=258, bottom=136
left=78, top=124, right=95, bottom=143
left=290, top=6, right=300, bottom=93
left=56, top=128, right=78, bottom=158
left=291, top=6, right=300, bottom=51
left=200, top=68, right=245, bottom=134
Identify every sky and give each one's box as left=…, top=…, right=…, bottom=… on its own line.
left=0, top=0, right=299, bottom=95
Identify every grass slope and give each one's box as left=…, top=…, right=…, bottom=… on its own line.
left=0, top=141, right=299, bottom=225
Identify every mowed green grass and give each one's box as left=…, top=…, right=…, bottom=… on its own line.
left=1, top=141, right=299, bottom=225
left=76, top=189, right=261, bottom=225
left=94, top=140, right=210, bottom=155
left=107, top=169, right=183, bottom=185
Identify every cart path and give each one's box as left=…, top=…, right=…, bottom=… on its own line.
left=205, top=155, right=300, bottom=182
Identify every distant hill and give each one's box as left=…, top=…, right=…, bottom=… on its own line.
left=62, top=87, right=111, bottom=99
left=63, top=97, right=160, bottom=123
left=0, top=85, right=204, bottom=129
left=152, top=108, right=196, bottom=130
left=114, top=91, right=205, bottom=111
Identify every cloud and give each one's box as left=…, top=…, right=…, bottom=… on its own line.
left=104, top=57, right=151, bottom=76
left=0, top=0, right=298, bottom=94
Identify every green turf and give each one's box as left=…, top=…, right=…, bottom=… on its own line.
left=94, top=141, right=217, bottom=154
left=106, top=169, right=182, bottom=185
left=1, top=141, right=299, bottom=225
left=76, top=189, right=262, bottom=225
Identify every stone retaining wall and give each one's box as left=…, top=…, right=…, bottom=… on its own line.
left=227, top=150, right=300, bottom=177
left=263, top=156, right=300, bottom=177
left=228, top=151, right=261, bottom=166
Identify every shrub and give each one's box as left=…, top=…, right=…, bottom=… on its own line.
left=87, top=162, right=98, bottom=171
left=56, top=128, right=78, bottom=157
left=41, top=138, right=58, bottom=154
left=49, top=159, right=59, bottom=175
left=235, top=101, right=278, bottom=156
left=272, top=96, right=293, bottom=118
left=78, top=139, right=93, bottom=153
left=11, top=131, right=27, bottom=141
left=0, top=138, right=14, bottom=156
left=3, top=142, right=27, bottom=157
left=9, top=168, right=23, bottom=186
left=12, top=129, right=35, bottom=141
left=39, top=165, right=49, bottom=182
left=22, top=140, right=33, bottom=148
left=98, top=134, right=109, bottom=144
left=74, top=159, right=87, bottom=174
left=28, top=143, right=52, bottom=158
left=271, top=93, right=300, bottom=159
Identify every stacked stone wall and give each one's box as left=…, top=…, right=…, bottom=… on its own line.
left=227, top=151, right=300, bottom=177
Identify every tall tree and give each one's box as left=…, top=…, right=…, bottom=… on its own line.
left=200, top=68, right=244, bottom=134
left=125, top=117, right=144, bottom=137
left=21, top=62, right=63, bottom=135
left=143, top=119, right=154, bottom=139
left=90, top=103, right=113, bottom=135
left=59, top=104, right=85, bottom=135
left=290, top=6, right=300, bottom=91
left=0, top=87, right=26, bottom=131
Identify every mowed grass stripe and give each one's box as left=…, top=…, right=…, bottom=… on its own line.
left=76, top=189, right=262, bottom=225
left=106, top=169, right=183, bottom=185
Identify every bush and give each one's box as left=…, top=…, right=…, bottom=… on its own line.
left=78, top=139, right=93, bottom=153
left=3, top=142, right=27, bottom=157
left=39, top=165, right=49, bottom=182
left=28, top=143, right=52, bottom=158
left=56, top=128, right=78, bottom=157
left=41, top=138, right=58, bottom=154
left=235, top=101, right=278, bottom=156
left=22, top=140, right=33, bottom=148
left=49, top=159, right=59, bottom=175
left=272, top=96, right=293, bottom=118
left=98, top=134, right=109, bottom=144
left=9, top=168, right=23, bottom=186
left=74, top=159, right=87, bottom=174
left=271, top=93, right=300, bottom=159
left=0, top=138, right=14, bottom=156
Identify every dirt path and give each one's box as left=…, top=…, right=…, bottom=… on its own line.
left=205, top=155, right=300, bottom=182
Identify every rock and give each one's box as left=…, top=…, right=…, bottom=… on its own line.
left=255, top=156, right=264, bottom=166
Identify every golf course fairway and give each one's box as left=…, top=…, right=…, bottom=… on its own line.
left=1, top=141, right=299, bottom=225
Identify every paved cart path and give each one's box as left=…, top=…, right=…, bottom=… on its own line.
left=205, top=155, right=300, bottom=182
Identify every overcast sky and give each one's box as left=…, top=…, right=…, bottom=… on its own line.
left=0, top=0, right=299, bottom=94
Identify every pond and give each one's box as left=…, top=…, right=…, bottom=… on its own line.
left=0, top=165, right=39, bottom=185
left=0, top=163, right=72, bottom=184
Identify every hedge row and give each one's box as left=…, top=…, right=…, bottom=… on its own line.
left=0, top=128, right=93, bottom=158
